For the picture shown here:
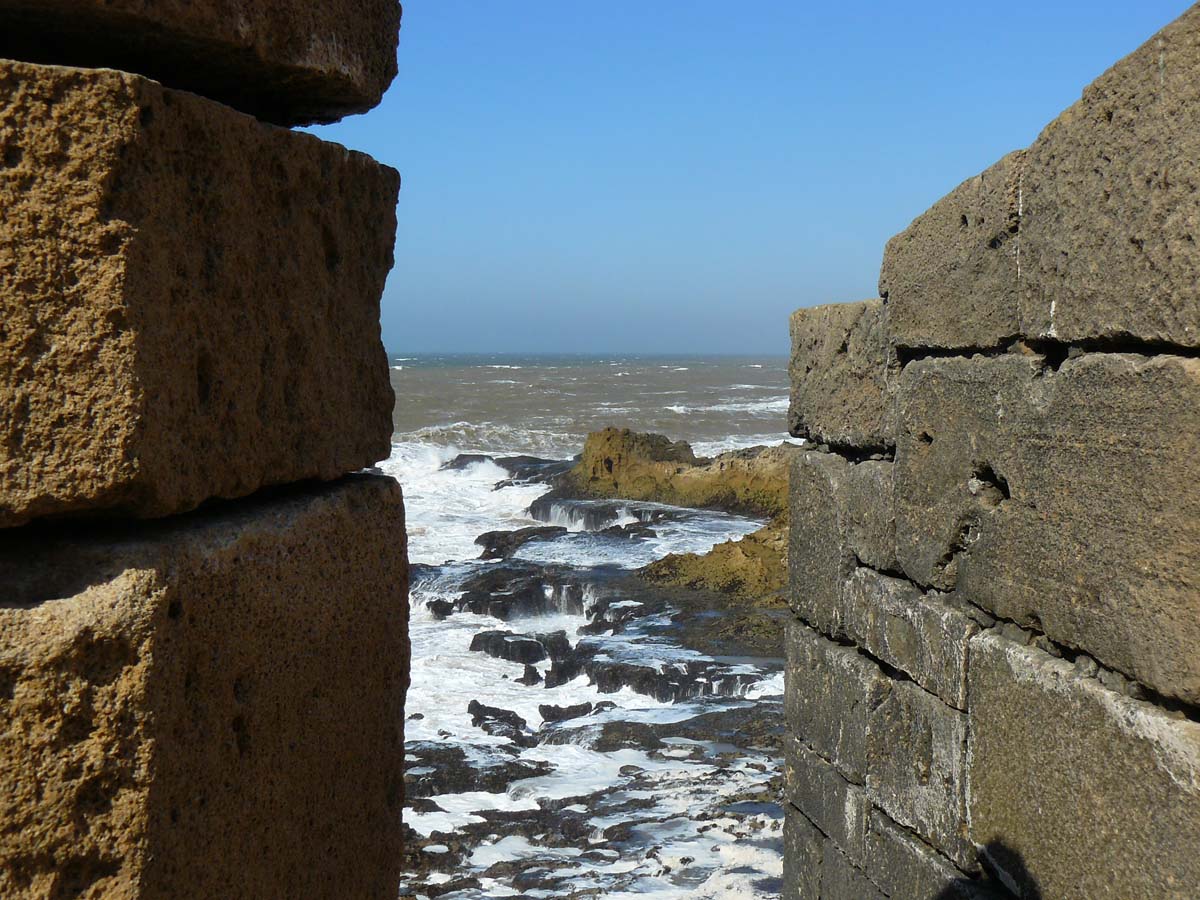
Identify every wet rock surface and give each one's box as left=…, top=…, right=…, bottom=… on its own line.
left=399, top=480, right=786, bottom=898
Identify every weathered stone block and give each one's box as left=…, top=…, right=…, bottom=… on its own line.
left=0, top=61, right=399, bottom=529
left=788, top=453, right=897, bottom=636
left=1019, top=5, right=1200, bottom=348
left=788, top=300, right=897, bottom=449
left=783, top=804, right=824, bottom=900
left=968, top=631, right=1200, bottom=900
left=821, top=842, right=886, bottom=900
left=784, top=735, right=870, bottom=863
left=0, top=475, right=409, bottom=899
left=896, top=351, right=1200, bottom=703
left=865, top=810, right=1004, bottom=900
left=0, top=0, right=401, bottom=125
left=785, top=620, right=890, bottom=783
left=788, top=453, right=854, bottom=635
left=866, top=676, right=971, bottom=868
left=879, top=151, right=1024, bottom=351
left=842, top=568, right=977, bottom=709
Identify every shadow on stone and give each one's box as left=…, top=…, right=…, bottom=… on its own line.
left=934, top=841, right=1042, bottom=900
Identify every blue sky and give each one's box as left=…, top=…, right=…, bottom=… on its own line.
left=308, top=2, right=1192, bottom=355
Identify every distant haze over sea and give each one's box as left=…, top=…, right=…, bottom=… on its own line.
left=387, top=353, right=791, bottom=459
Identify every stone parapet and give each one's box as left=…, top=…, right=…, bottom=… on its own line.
left=0, top=475, right=409, bottom=899
left=788, top=300, right=897, bottom=450
left=0, top=60, right=399, bottom=529
left=968, top=631, right=1200, bottom=900
left=786, top=10, right=1200, bottom=896
left=879, top=152, right=1024, bottom=352
left=0, top=0, right=402, bottom=125
left=895, top=350, right=1200, bottom=704
left=787, top=452, right=896, bottom=636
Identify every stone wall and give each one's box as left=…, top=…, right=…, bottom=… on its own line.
left=0, top=4, right=408, bottom=898
left=784, top=6, right=1200, bottom=899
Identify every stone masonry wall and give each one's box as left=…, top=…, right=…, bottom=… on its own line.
left=0, top=4, right=408, bottom=898
left=785, top=6, right=1200, bottom=899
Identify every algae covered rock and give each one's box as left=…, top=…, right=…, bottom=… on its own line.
left=563, top=427, right=796, bottom=519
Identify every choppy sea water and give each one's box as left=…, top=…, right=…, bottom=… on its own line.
left=383, top=355, right=791, bottom=899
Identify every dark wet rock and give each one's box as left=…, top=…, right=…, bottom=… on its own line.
left=599, top=522, right=658, bottom=540
left=528, top=493, right=679, bottom=531
left=441, top=453, right=494, bottom=471
left=518, top=664, right=542, bottom=685
left=475, top=525, right=568, bottom=560
left=493, top=455, right=576, bottom=486
left=449, top=561, right=592, bottom=620
left=426, top=598, right=455, bottom=619
left=469, top=629, right=575, bottom=666
left=538, top=701, right=593, bottom=724
left=470, top=630, right=551, bottom=664
left=468, top=700, right=537, bottom=747
left=405, top=742, right=553, bottom=798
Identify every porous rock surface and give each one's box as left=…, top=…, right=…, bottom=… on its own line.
left=0, top=60, right=398, bottom=528
left=788, top=300, right=897, bottom=448
left=895, top=350, right=1200, bottom=704
left=0, top=0, right=402, bottom=125
left=565, top=427, right=796, bottom=519
left=968, top=631, right=1200, bottom=900
left=0, top=475, right=409, bottom=899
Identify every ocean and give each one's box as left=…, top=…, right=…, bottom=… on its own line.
left=382, top=354, right=791, bottom=899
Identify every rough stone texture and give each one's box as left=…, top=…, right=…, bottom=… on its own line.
left=0, top=474, right=409, bottom=899
left=788, top=453, right=896, bottom=636
left=785, top=735, right=870, bottom=864
left=896, top=351, right=1200, bottom=703
left=842, top=568, right=977, bottom=710
left=865, top=811, right=1005, bottom=900
left=785, top=620, right=890, bottom=784
left=783, top=805, right=824, bottom=900
left=1019, top=5, right=1200, bottom=348
left=788, top=300, right=897, bottom=449
left=968, top=631, right=1200, bottom=900
left=565, top=428, right=798, bottom=520
left=879, top=152, right=1025, bottom=351
left=866, top=676, right=971, bottom=869
left=0, top=0, right=401, bottom=125
left=821, top=842, right=886, bottom=900
left=0, top=61, right=399, bottom=529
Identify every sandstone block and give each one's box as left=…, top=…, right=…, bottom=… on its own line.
left=0, top=475, right=409, bottom=899
left=895, top=351, right=1200, bottom=703
left=0, top=61, right=399, bottom=528
left=866, top=676, right=971, bottom=868
left=788, top=453, right=896, bottom=636
left=968, top=631, right=1200, bottom=900
left=821, top=842, right=886, bottom=900
left=788, top=300, right=897, bottom=449
left=788, top=453, right=854, bottom=635
left=0, top=0, right=401, bottom=125
left=1019, top=5, right=1200, bottom=348
left=842, top=568, right=977, bottom=709
left=784, top=735, right=870, bottom=863
left=865, top=810, right=1004, bottom=900
left=783, top=804, right=824, bottom=900
left=785, top=620, right=890, bottom=783
left=879, top=151, right=1024, bottom=351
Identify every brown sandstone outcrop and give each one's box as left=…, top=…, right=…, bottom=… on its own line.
left=0, top=0, right=402, bottom=125
left=559, top=428, right=798, bottom=603
left=0, top=60, right=399, bottom=528
left=565, top=427, right=793, bottom=519
left=0, top=475, right=409, bottom=899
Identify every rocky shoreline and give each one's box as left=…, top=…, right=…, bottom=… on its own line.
left=395, top=432, right=795, bottom=898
